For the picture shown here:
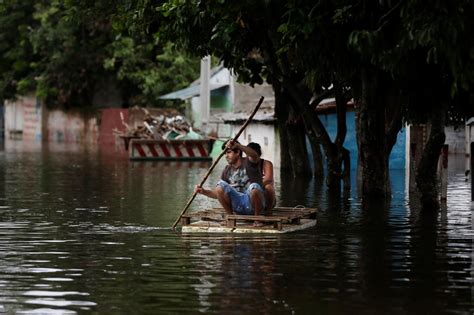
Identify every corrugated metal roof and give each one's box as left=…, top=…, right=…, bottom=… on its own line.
left=159, top=84, right=228, bottom=100
left=315, top=98, right=355, bottom=114
left=213, top=111, right=276, bottom=124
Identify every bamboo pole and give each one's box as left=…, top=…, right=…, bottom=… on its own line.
left=172, top=96, right=264, bottom=229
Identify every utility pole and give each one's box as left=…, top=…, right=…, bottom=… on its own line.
left=471, top=142, right=473, bottom=201
left=200, top=56, right=210, bottom=134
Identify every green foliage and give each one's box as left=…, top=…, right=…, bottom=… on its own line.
left=1, top=0, right=471, bottom=120
left=0, top=0, right=38, bottom=100
left=104, top=36, right=199, bottom=106
left=114, top=0, right=472, bottom=146
left=346, top=0, right=473, bottom=93
left=0, top=0, right=200, bottom=108
left=156, top=1, right=271, bottom=86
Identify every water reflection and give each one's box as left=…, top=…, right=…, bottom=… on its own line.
left=179, top=235, right=282, bottom=314
left=0, top=141, right=471, bottom=314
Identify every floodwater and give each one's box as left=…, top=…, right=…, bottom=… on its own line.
left=0, top=140, right=472, bottom=314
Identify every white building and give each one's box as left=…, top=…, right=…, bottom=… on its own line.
left=159, top=64, right=279, bottom=164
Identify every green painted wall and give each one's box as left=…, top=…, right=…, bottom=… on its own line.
left=211, top=88, right=232, bottom=112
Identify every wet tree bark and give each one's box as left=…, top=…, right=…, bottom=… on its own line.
left=308, top=89, right=333, bottom=180
left=309, top=140, right=324, bottom=178
left=341, top=147, right=351, bottom=189
left=272, top=81, right=311, bottom=177
left=317, top=83, right=351, bottom=191
left=357, top=68, right=404, bottom=198
left=358, top=68, right=390, bottom=197
left=263, top=28, right=348, bottom=184
left=334, top=82, right=351, bottom=190
left=415, top=111, right=446, bottom=210
left=286, top=108, right=310, bottom=176
left=263, top=30, right=328, bottom=180
left=283, top=77, right=351, bottom=189
left=273, top=81, right=293, bottom=173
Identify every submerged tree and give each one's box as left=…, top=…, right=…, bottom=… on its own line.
left=148, top=1, right=354, bottom=189
left=313, top=0, right=472, bottom=203
left=128, top=0, right=473, bottom=203
left=348, top=0, right=473, bottom=206
left=4, top=0, right=471, bottom=207
left=397, top=1, right=474, bottom=208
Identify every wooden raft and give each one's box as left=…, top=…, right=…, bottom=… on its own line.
left=180, top=206, right=317, bottom=234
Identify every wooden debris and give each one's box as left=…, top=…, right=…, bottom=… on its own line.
left=181, top=206, right=318, bottom=234
left=116, top=106, right=205, bottom=140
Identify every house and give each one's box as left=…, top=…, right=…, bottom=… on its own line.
left=161, top=62, right=474, bottom=175
left=316, top=98, right=407, bottom=170
left=159, top=63, right=278, bottom=163
left=159, top=64, right=233, bottom=133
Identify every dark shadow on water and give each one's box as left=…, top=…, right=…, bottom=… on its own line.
left=278, top=171, right=315, bottom=207
left=404, top=200, right=459, bottom=313
left=179, top=235, right=280, bottom=314
left=359, top=197, right=392, bottom=308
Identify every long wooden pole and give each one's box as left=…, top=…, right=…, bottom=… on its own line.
left=172, top=96, right=264, bottom=229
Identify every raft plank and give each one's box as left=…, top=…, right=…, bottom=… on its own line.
left=180, top=206, right=318, bottom=233
left=225, top=214, right=284, bottom=230
left=181, top=219, right=317, bottom=234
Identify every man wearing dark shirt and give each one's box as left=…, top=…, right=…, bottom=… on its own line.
left=194, top=140, right=265, bottom=219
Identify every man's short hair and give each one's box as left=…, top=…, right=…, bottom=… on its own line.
left=221, top=139, right=240, bottom=150
left=247, top=142, right=262, bottom=156
left=222, top=139, right=242, bottom=156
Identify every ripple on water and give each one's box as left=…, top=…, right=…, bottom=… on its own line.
left=41, top=278, right=74, bottom=282
left=23, top=291, right=89, bottom=297
left=91, top=223, right=170, bottom=233
left=23, top=299, right=97, bottom=307
left=16, top=309, right=77, bottom=315
left=0, top=147, right=471, bottom=314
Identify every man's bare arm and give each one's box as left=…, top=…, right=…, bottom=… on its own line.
left=195, top=185, right=218, bottom=199
left=230, top=142, right=260, bottom=163
left=263, top=160, right=274, bottom=186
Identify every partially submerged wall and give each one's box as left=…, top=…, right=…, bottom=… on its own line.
left=4, top=95, right=100, bottom=144
left=46, top=109, right=98, bottom=144
left=4, top=95, right=41, bottom=140
left=98, top=108, right=128, bottom=145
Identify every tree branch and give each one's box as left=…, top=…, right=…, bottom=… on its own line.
left=310, top=88, right=333, bottom=110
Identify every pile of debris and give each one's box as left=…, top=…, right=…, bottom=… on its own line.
left=114, top=107, right=205, bottom=140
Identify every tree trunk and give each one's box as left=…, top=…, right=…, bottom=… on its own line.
left=262, top=26, right=350, bottom=189
left=273, top=81, right=292, bottom=173
left=286, top=105, right=311, bottom=176
left=341, top=147, right=351, bottom=189
left=318, top=82, right=351, bottom=191
left=358, top=67, right=390, bottom=197
left=325, top=144, right=340, bottom=190
left=273, top=81, right=311, bottom=177
left=309, top=139, right=324, bottom=178
left=282, top=78, right=353, bottom=187
left=415, top=112, right=446, bottom=210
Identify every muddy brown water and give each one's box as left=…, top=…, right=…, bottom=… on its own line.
left=0, top=141, right=472, bottom=314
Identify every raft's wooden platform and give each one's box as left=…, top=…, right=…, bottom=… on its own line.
left=181, top=206, right=317, bottom=234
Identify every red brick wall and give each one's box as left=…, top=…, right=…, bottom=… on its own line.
left=98, top=108, right=129, bottom=145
